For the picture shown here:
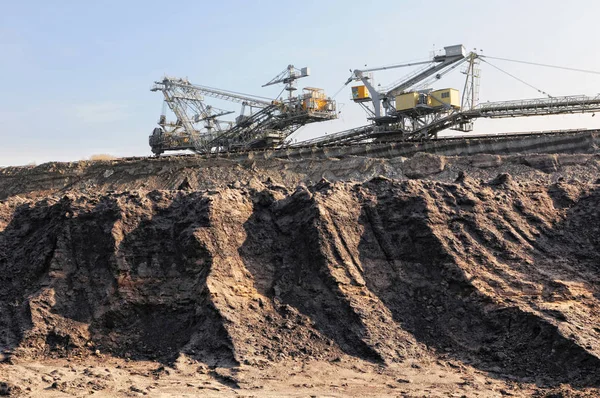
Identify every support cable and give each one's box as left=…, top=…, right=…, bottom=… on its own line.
left=332, top=83, right=349, bottom=99
left=482, top=55, right=600, bottom=76
left=413, top=59, right=466, bottom=91
left=273, top=86, right=287, bottom=101
left=480, top=58, right=553, bottom=98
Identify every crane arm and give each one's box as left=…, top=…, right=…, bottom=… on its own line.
left=346, top=60, right=433, bottom=84
left=262, top=65, right=309, bottom=87
left=386, top=54, right=468, bottom=97
left=152, top=77, right=272, bottom=108
left=345, top=57, right=466, bottom=118
left=189, top=84, right=272, bottom=107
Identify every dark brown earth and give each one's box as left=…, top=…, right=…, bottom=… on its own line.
left=1, top=152, right=600, bottom=397
left=2, top=152, right=600, bottom=201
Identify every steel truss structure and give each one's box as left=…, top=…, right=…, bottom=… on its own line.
left=149, top=69, right=337, bottom=155
left=297, top=94, right=600, bottom=146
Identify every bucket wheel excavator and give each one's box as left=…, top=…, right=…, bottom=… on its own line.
left=149, top=65, right=337, bottom=155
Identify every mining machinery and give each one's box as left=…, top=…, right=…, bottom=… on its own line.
left=295, top=45, right=600, bottom=147
left=149, top=65, right=337, bottom=155
left=149, top=45, right=600, bottom=154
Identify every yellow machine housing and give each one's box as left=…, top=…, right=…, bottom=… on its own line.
left=302, top=87, right=330, bottom=111
left=395, top=92, right=435, bottom=111
left=395, top=92, right=437, bottom=111
left=430, top=88, right=460, bottom=109
left=351, top=85, right=371, bottom=102
left=395, top=92, right=418, bottom=111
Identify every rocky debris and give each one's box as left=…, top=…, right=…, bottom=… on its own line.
left=0, top=175, right=599, bottom=391
left=470, top=154, right=503, bottom=168
left=0, top=382, right=20, bottom=396
left=523, top=154, right=560, bottom=172
left=402, top=152, right=446, bottom=178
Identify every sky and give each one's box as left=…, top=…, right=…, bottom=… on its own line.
left=2, top=0, right=600, bottom=166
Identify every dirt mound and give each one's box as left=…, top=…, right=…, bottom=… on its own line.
left=1, top=176, right=599, bottom=392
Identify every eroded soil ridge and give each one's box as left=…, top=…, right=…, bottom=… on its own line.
left=1, top=176, right=599, bottom=388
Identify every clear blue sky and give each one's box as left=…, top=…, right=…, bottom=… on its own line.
left=2, top=0, right=600, bottom=166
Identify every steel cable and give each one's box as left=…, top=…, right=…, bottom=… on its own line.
left=481, top=55, right=600, bottom=76
left=480, top=58, right=553, bottom=98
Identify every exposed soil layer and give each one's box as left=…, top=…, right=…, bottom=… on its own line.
left=2, top=152, right=600, bottom=200
left=1, top=169, right=600, bottom=395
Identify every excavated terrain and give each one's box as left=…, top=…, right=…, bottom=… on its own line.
left=1, top=151, right=600, bottom=397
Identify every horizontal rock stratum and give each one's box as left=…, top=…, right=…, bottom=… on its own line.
left=1, top=175, right=599, bottom=389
